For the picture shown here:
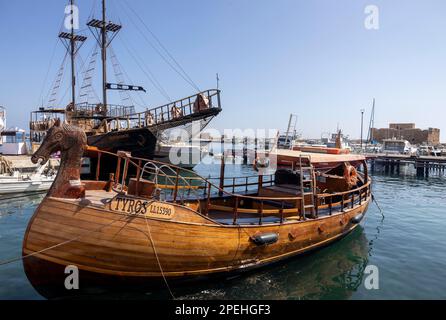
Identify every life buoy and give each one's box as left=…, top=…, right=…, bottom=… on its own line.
left=343, top=164, right=358, bottom=188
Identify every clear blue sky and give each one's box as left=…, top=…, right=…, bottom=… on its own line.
left=1, top=0, right=445, bottom=141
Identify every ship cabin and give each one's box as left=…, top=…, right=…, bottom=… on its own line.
left=0, top=128, right=27, bottom=155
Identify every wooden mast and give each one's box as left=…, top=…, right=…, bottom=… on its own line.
left=101, top=0, right=107, bottom=108
left=70, top=0, right=76, bottom=107
left=58, top=1, right=86, bottom=109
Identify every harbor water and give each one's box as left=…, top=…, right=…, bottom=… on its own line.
left=0, top=159, right=445, bottom=300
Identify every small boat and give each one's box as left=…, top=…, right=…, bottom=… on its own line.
left=0, top=161, right=56, bottom=198
left=381, top=138, right=415, bottom=155
left=23, top=121, right=371, bottom=295
left=292, top=131, right=351, bottom=155
left=417, top=145, right=441, bottom=157
left=153, top=141, right=208, bottom=169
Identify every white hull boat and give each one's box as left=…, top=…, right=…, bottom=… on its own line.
left=0, top=163, right=56, bottom=199
left=153, top=142, right=208, bottom=169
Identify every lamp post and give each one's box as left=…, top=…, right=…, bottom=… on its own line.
left=360, top=109, right=365, bottom=152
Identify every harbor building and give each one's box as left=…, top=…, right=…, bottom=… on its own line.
left=371, top=123, right=440, bottom=145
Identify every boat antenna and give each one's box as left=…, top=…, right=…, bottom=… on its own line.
left=58, top=0, right=87, bottom=108
left=216, top=73, right=220, bottom=90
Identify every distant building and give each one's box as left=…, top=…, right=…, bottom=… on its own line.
left=371, top=123, right=440, bottom=145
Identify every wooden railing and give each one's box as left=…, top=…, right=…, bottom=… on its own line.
left=207, top=174, right=275, bottom=193
left=89, top=148, right=371, bottom=225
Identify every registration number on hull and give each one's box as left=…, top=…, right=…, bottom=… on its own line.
left=110, top=196, right=174, bottom=219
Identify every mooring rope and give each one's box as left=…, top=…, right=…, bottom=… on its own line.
left=0, top=208, right=129, bottom=267
left=371, top=193, right=385, bottom=219
left=1, top=201, right=175, bottom=300
left=142, top=206, right=176, bottom=300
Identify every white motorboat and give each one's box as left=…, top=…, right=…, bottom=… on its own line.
left=153, top=141, right=208, bottom=169
left=0, top=162, right=56, bottom=198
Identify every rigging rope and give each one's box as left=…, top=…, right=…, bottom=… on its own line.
left=37, top=38, right=61, bottom=107
left=118, top=34, right=172, bottom=102
left=121, top=0, right=201, bottom=92
left=108, top=44, right=149, bottom=108
left=78, top=43, right=101, bottom=104
left=0, top=208, right=129, bottom=267
left=119, top=58, right=149, bottom=108
left=37, top=15, right=67, bottom=107
left=116, top=0, right=201, bottom=93
left=45, top=51, right=69, bottom=107
left=109, top=45, right=133, bottom=106
left=371, top=193, right=385, bottom=219
left=56, top=47, right=92, bottom=107
left=142, top=208, right=176, bottom=300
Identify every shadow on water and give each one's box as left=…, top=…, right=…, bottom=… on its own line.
left=170, top=227, right=370, bottom=300
left=39, top=227, right=369, bottom=300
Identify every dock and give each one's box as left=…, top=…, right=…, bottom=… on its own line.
left=366, top=153, right=446, bottom=177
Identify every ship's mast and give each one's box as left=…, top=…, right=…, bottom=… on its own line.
left=59, top=0, right=86, bottom=108
left=70, top=0, right=75, bottom=106
left=101, top=0, right=107, bottom=107
left=87, top=0, right=122, bottom=108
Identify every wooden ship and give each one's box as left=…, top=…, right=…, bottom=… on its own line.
left=23, top=120, right=371, bottom=296
left=30, top=0, right=221, bottom=161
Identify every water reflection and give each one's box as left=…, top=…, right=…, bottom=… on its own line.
left=0, top=194, right=45, bottom=218
left=172, top=227, right=369, bottom=300
left=39, top=227, right=369, bottom=300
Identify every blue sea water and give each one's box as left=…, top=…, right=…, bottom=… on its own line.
left=0, top=161, right=445, bottom=300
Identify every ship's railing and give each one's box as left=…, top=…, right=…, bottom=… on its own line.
left=138, top=89, right=221, bottom=126
left=29, top=109, right=66, bottom=132
left=110, top=89, right=221, bottom=131
left=89, top=147, right=371, bottom=225
left=70, top=103, right=136, bottom=118
left=198, top=174, right=370, bottom=224
left=70, top=89, right=221, bottom=128
left=29, top=90, right=221, bottom=136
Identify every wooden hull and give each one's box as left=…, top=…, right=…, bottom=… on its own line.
left=22, top=195, right=370, bottom=295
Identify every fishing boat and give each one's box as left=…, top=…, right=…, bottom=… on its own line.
left=22, top=121, right=371, bottom=295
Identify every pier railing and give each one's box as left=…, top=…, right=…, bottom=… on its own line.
left=88, top=147, right=371, bottom=225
